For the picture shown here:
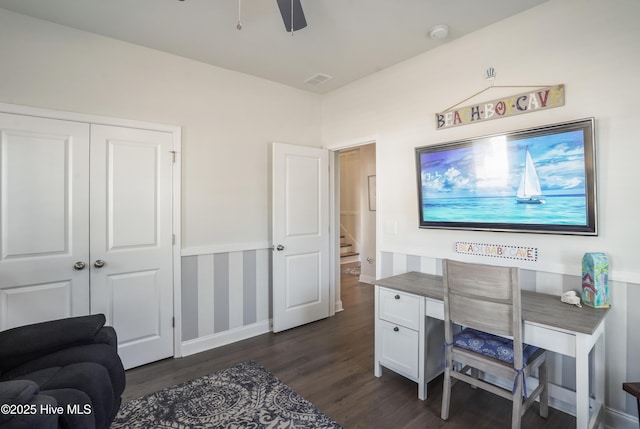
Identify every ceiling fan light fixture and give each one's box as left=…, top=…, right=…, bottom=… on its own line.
left=428, top=24, right=449, bottom=40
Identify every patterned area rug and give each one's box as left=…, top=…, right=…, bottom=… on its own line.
left=111, top=361, right=343, bottom=429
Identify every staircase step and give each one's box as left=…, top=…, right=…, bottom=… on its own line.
left=341, top=252, right=359, bottom=258
left=340, top=243, right=352, bottom=248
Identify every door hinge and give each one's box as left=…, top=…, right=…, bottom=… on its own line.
left=172, top=317, right=175, bottom=328
left=170, top=150, right=176, bottom=163
left=172, top=233, right=176, bottom=245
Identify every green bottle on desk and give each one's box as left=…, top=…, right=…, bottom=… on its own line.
left=581, top=252, right=610, bottom=308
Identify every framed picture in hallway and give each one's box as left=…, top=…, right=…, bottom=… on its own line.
left=368, top=175, right=376, bottom=211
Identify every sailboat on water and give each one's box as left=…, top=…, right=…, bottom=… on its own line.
left=516, top=146, right=546, bottom=204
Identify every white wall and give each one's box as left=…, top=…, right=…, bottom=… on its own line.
left=0, top=8, right=322, bottom=251
left=322, top=0, right=640, bottom=282
left=321, top=0, right=640, bottom=425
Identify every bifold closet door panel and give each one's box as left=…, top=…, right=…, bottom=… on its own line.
left=89, top=124, right=175, bottom=369
left=0, top=112, right=91, bottom=330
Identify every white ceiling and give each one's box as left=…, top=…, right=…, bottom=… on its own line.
left=0, top=0, right=549, bottom=94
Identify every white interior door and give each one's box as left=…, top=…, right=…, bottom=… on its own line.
left=0, top=113, right=90, bottom=330
left=272, top=143, right=330, bottom=333
left=89, top=124, right=175, bottom=369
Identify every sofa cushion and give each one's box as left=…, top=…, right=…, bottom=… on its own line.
left=0, top=315, right=125, bottom=429
left=39, top=388, right=95, bottom=429
left=0, top=380, right=60, bottom=428
left=39, top=363, right=114, bottom=429
left=0, top=380, right=39, bottom=406
left=3, top=367, right=61, bottom=387
left=0, top=315, right=106, bottom=373
left=0, top=394, right=58, bottom=429
left=1, top=344, right=125, bottom=399
left=3, top=362, right=114, bottom=429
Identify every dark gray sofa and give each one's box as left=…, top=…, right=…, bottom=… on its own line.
left=0, top=314, right=125, bottom=429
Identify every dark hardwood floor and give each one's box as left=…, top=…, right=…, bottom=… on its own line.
left=122, top=265, right=575, bottom=429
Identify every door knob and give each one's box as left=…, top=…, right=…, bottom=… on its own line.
left=275, top=244, right=285, bottom=251
left=93, top=260, right=106, bottom=268
left=73, top=261, right=86, bottom=270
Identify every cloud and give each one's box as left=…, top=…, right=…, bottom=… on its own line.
left=424, top=167, right=473, bottom=195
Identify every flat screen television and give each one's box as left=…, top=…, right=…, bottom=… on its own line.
left=415, top=118, right=597, bottom=235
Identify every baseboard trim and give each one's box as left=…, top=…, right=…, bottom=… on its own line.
left=605, top=406, right=638, bottom=429
left=180, top=320, right=271, bottom=357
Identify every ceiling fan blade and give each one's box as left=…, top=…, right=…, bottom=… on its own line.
left=276, top=0, right=307, bottom=32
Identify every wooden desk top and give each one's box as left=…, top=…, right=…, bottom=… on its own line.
left=375, top=271, right=610, bottom=336
left=623, top=382, right=640, bottom=399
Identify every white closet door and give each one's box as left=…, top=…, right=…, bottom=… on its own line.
left=0, top=113, right=90, bottom=330
left=89, top=124, right=174, bottom=369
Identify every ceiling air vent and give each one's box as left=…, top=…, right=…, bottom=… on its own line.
left=305, top=73, right=333, bottom=86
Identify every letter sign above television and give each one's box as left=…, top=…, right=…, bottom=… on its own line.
left=415, top=118, right=597, bottom=235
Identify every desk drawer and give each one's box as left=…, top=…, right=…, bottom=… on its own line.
left=426, top=298, right=444, bottom=320
left=379, top=287, right=421, bottom=330
left=524, top=323, right=576, bottom=357
left=378, top=319, right=419, bottom=379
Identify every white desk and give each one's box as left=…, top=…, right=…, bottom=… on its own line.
left=374, top=271, right=610, bottom=429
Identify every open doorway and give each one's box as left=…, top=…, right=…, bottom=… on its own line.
left=336, top=143, right=376, bottom=305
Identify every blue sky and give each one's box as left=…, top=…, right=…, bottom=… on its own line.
left=419, top=129, right=587, bottom=199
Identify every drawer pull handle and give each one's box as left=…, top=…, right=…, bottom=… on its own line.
left=394, top=294, right=400, bottom=300
left=393, top=327, right=399, bottom=332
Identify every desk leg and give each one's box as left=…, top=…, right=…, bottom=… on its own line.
left=418, top=336, right=426, bottom=400
left=576, top=328, right=606, bottom=429
left=593, top=325, right=606, bottom=429
left=575, top=334, right=590, bottom=429
left=418, top=380, right=426, bottom=400
left=374, top=360, right=382, bottom=377
left=374, top=286, right=382, bottom=378
left=418, top=301, right=427, bottom=400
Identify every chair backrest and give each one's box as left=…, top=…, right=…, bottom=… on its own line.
left=442, top=259, right=523, bottom=364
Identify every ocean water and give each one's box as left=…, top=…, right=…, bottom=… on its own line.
left=423, top=195, right=587, bottom=225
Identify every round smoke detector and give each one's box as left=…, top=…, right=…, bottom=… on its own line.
left=429, top=24, right=449, bottom=40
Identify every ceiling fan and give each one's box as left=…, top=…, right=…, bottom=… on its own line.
left=233, top=0, right=307, bottom=34
left=275, top=0, right=307, bottom=33
left=180, top=0, right=307, bottom=34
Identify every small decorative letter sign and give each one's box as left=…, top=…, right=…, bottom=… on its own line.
left=455, top=241, right=538, bottom=262
left=436, top=84, right=565, bottom=130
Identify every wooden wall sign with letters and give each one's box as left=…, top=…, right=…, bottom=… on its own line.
left=435, top=84, right=565, bottom=130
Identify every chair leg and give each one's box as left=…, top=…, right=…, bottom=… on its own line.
left=539, top=362, right=549, bottom=418
left=512, top=376, right=523, bottom=429
left=470, top=368, right=479, bottom=389
left=441, top=367, right=452, bottom=420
